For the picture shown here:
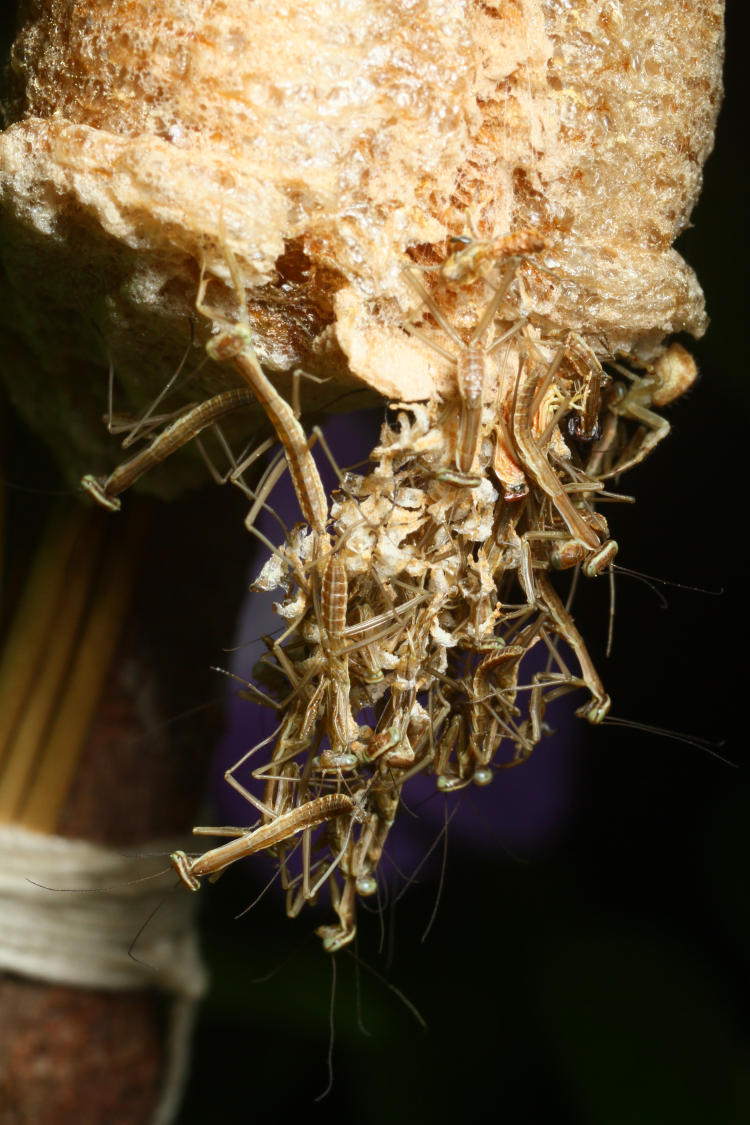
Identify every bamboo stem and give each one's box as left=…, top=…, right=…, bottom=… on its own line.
left=0, top=508, right=103, bottom=821
left=21, top=506, right=148, bottom=832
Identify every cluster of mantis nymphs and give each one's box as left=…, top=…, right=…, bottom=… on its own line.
left=82, top=229, right=696, bottom=951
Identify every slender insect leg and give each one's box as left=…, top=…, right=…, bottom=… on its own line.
left=536, top=573, right=610, bottom=722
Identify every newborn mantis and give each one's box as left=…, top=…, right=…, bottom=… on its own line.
left=170, top=791, right=359, bottom=890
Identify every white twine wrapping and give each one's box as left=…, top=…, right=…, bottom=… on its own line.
left=0, top=824, right=208, bottom=1125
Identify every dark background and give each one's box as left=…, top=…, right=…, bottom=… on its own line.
left=1, top=4, right=747, bottom=1122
